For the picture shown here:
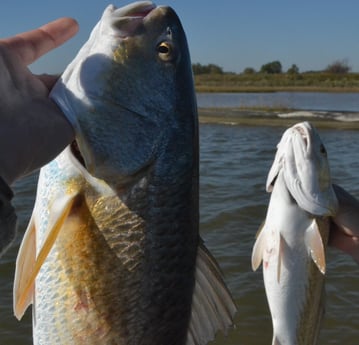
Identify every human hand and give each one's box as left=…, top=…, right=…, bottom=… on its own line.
left=0, top=17, right=78, bottom=185
left=329, top=184, right=359, bottom=264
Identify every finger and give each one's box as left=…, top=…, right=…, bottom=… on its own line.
left=332, top=184, right=359, bottom=237
left=0, top=17, right=78, bottom=65
left=36, top=73, right=61, bottom=91
left=329, top=223, right=359, bottom=263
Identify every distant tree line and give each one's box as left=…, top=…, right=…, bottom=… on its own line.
left=325, top=59, right=351, bottom=74
left=249, top=61, right=299, bottom=74
left=192, top=63, right=224, bottom=75
left=192, top=59, right=352, bottom=75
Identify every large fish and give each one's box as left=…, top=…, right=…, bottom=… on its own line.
left=252, top=122, right=338, bottom=345
left=13, top=2, right=236, bottom=344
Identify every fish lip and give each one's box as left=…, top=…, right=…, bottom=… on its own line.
left=110, top=1, right=157, bottom=36
left=293, top=121, right=311, bottom=154
left=112, top=1, right=156, bottom=18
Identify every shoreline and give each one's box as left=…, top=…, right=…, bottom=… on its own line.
left=198, top=108, right=359, bottom=130
left=195, top=86, right=359, bottom=93
left=194, top=72, right=359, bottom=94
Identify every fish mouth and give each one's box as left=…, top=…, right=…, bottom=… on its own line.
left=71, top=141, right=86, bottom=168
left=110, top=1, right=157, bottom=37
left=293, top=122, right=312, bottom=153
left=294, top=125, right=308, bottom=144
left=112, top=1, right=155, bottom=17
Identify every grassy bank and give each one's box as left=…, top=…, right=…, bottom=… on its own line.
left=195, top=72, right=359, bottom=93
left=198, top=108, right=359, bottom=130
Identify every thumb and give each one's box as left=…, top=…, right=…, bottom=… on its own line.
left=36, top=73, right=61, bottom=91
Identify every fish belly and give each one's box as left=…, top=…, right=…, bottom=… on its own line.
left=33, top=191, right=146, bottom=345
left=264, top=218, right=329, bottom=345
left=32, top=154, right=198, bottom=345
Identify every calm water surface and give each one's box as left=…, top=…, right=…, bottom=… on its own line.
left=199, top=124, right=359, bottom=345
left=197, top=92, right=359, bottom=113
left=0, top=122, right=358, bottom=344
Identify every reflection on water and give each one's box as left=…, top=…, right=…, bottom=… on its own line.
left=0, top=122, right=358, bottom=344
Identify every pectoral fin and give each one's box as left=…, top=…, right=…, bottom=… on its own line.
left=272, top=335, right=282, bottom=345
left=187, top=242, right=237, bottom=345
left=13, top=214, right=36, bottom=320
left=251, top=222, right=266, bottom=271
left=13, top=191, right=79, bottom=320
left=305, top=219, right=326, bottom=274
left=252, top=222, right=284, bottom=283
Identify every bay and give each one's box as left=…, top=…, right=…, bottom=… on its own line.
left=197, top=92, right=359, bottom=113
left=199, top=124, right=359, bottom=344
left=0, top=97, right=358, bottom=343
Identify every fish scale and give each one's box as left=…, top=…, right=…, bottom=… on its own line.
left=13, top=2, right=236, bottom=344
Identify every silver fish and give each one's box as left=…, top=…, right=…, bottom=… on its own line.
left=13, top=2, right=236, bottom=344
left=252, top=121, right=338, bottom=345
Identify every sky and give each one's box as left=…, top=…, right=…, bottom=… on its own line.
left=1, top=0, right=359, bottom=74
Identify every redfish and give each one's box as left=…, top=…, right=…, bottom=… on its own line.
left=13, top=2, right=236, bottom=344
left=252, top=122, right=338, bottom=345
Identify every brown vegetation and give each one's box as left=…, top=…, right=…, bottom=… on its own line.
left=193, top=62, right=359, bottom=93
left=194, top=72, right=359, bottom=93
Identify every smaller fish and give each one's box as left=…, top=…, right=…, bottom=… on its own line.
left=252, top=122, right=338, bottom=345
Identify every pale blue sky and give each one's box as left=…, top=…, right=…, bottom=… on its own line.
left=1, top=0, right=358, bottom=74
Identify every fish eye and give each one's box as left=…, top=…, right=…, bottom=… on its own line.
left=157, top=41, right=176, bottom=62
left=158, top=42, right=171, bottom=54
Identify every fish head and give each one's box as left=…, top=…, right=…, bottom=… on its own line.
left=267, top=121, right=338, bottom=216
left=51, top=2, right=197, bottom=186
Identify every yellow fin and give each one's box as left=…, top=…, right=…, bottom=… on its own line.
left=13, top=191, right=78, bottom=320
left=251, top=221, right=266, bottom=271
left=13, top=215, right=36, bottom=320
left=305, top=219, right=326, bottom=274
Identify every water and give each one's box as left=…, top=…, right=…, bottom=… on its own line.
left=198, top=124, right=359, bottom=345
left=1, top=94, right=359, bottom=344
left=197, top=92, right=359, bottom=113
